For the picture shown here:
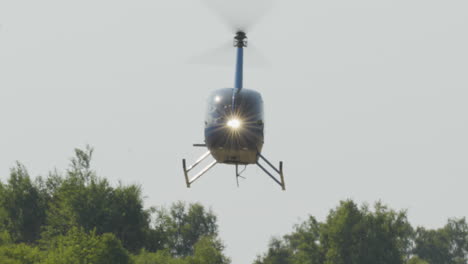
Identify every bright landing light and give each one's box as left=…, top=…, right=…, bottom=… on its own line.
left=227, top=118, right=241, bottom=129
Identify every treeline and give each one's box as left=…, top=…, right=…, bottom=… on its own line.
left=255, top=201, right=468, bottom=264
left=0, top=146, right=230, bottom=264
left=1, top=147, right=467, bottom=264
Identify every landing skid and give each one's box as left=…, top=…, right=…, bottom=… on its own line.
left=182, top=146, right=286, bottom=190
left=256, top=153, right=286, bottom=190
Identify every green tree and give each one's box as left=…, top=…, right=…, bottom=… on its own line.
left=40, top=227, right=131, bottom=264
left=254, top=216, right=321, bottom=264
left=43, top=146, right=114, bottom=237
left=285, top=216, right=321, bottom=264
left=110, top=184, right=151, bottom=252
left=254, top=238, right=293, bottom=264
left=190, top=236, right=231, bottom=264
left=133, top=237, right=230, bottom=264
left=42, top=146, right=151, bottom=252
left=320, top=201, right=412, bottom=264
left=414, top=227, right=451, bottom=264
left=255, top=200, right=413, bottom=264
left=362, top=202, right=413, bottom=263
left=413, top=218, right=468, bottom=264
left=320, top=200, right=366, bottom=264
left=0, top=233, right=42, bottom=264
left=152, top=201, right=219, bottom=257
left=0, top=163, right=47, bottom=243
left=0, top=146, right=232, bottom=262
left=445, top=218, right=468, bottom=264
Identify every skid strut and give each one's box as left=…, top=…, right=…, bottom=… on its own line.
left=182, top=147, right=286, bottom=190
left=182, top=151, right=217, bottom=188
left=256, top=153, right=286, bottom=190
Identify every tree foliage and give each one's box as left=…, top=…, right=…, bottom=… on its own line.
left=132, top=236, right=230, bottom=264
left=0, top=163, right=47, bottom=244
left=40, top=146, right=151, bottom=253
left=1, top=146, right=467, bottom=263
left=414, top=218, right=468, bottom=264
left=40, top=227, right=131, bottom=264
left=0, top=146, right=230, bottom=263
left=320, top=201, right=412, bottom=264
left=152, top=201, right=219, bottom=257
left=256, top=201, right=468, bottom=264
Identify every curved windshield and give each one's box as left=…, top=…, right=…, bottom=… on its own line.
left=205, top=88, right=263, bottom=126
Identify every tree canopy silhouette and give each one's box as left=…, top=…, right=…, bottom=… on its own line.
left=0, top=147, right=466, bottom=264
left=0, top=146, right=230, bottom=264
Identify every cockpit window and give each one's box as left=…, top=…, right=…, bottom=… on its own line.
left=206, top=88, right=263, bottom=126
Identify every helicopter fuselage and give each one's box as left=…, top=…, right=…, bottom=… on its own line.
left=204, top=88, right=264, bottom=164
left=182, top=30, right=285, bottom=190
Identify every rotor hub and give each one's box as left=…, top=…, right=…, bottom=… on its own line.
left=234, top=31, right=248, bottom=48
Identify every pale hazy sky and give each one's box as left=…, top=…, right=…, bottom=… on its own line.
left=1, top=1, right=468, bottom=263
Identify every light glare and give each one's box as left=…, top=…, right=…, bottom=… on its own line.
left=227, top=119, right=241, bottom=129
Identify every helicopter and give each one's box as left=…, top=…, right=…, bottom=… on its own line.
left=182, top=1, right=285, bottom=190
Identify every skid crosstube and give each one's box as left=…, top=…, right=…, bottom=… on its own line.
left=182, top=150, right=217, bottom=188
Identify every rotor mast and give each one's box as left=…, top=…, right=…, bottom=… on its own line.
left=234, top=31, right=247, bottom=90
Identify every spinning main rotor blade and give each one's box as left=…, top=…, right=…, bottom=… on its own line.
left=189, top=41, right=270, bottom=67
left=188, top=41, right=234, bottom=66
left=202, top=0, right=274, bottom=33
